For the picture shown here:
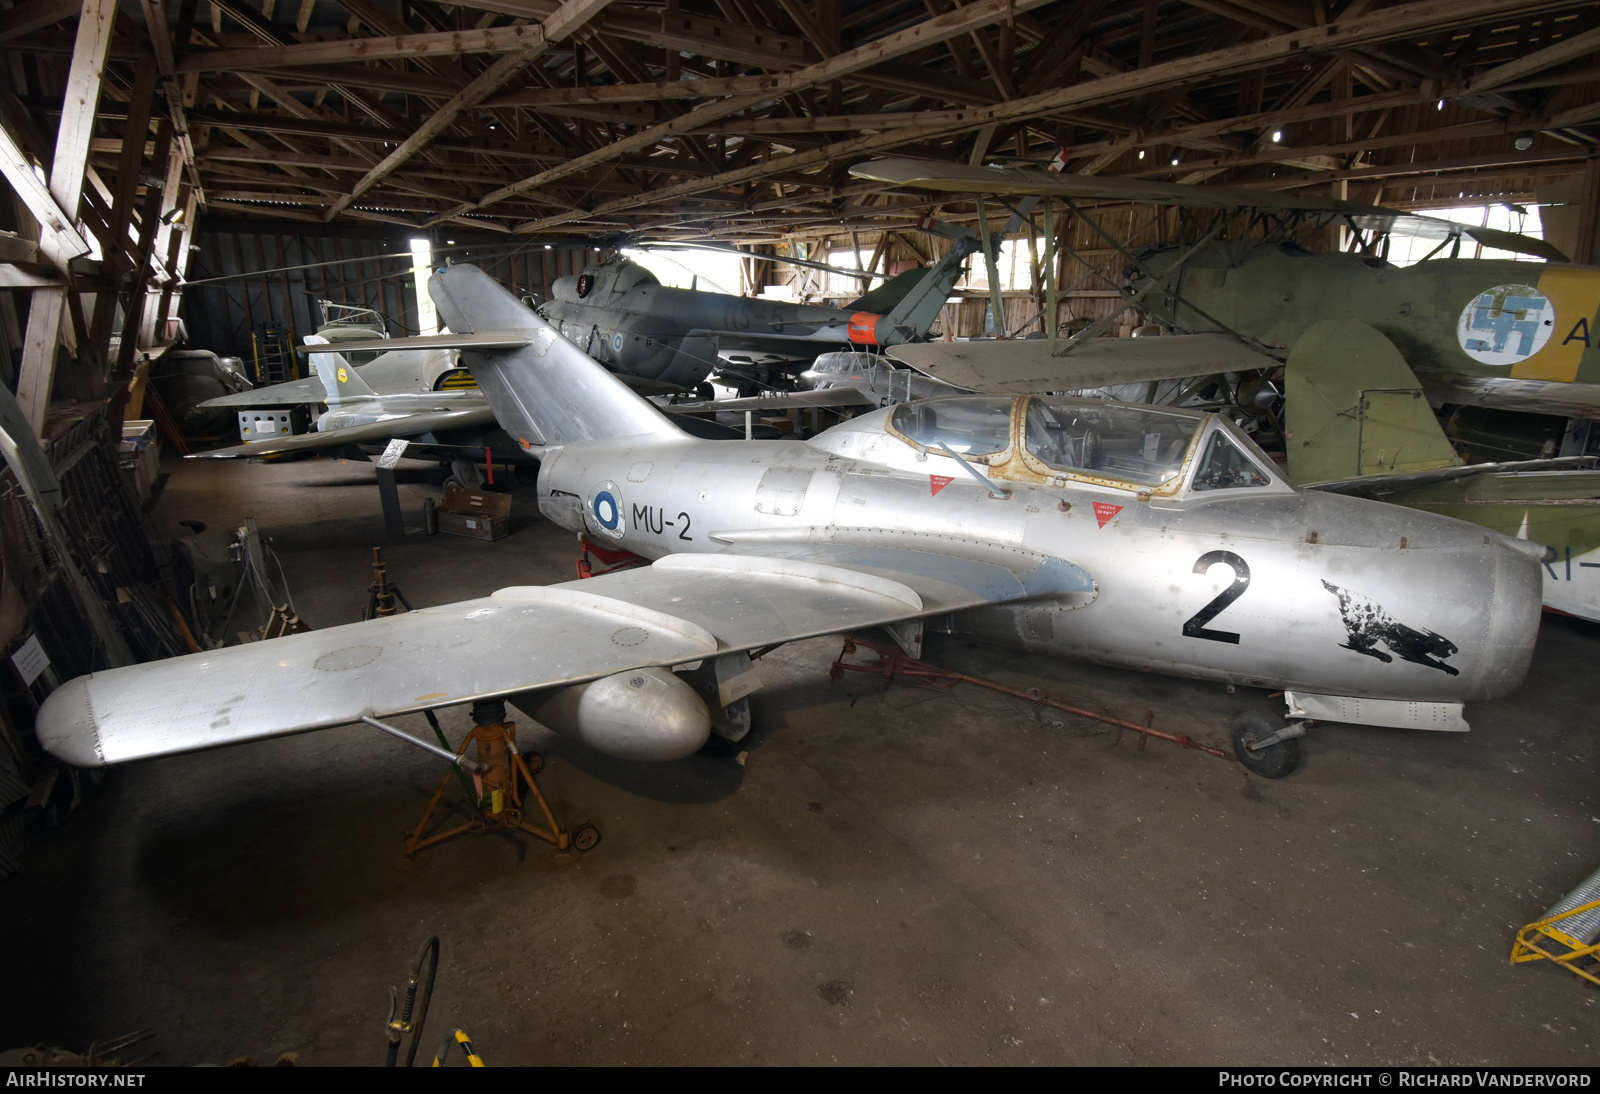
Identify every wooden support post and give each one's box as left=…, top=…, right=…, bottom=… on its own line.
left=1575, top=155, right=1600, bottom=266
left=975, top=195, right=1006, bottom=339
left=1044, top=202, right=1058, bottom=353
left=15, top=0, right=117, bottom=437
left=112, top=119, right=173, bottom=423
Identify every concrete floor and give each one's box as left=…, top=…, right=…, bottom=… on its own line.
left=3, top=451, right=1598, bottom=1066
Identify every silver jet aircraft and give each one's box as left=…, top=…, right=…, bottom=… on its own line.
left=191, top=339, right=518, bottom=475
left=537, top=237, right=979, bottom=392
left=36, top=264, right=1544, bottom=779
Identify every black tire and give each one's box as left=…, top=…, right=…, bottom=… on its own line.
left=1232, top=711, right=1301, bottom=778
left=572, top=825, right=600, bottom=852
left=422, top=497, right=438, bottom=536
left=520, top=750, right=543, bottom=774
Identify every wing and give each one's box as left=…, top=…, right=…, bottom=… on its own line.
left=190, top=405, right=499, bottom=458
left=293, top=331, right=535, bottom=357
left=200, top=375, right=328, bottom=408
left=887, top=332, right=1277, bottom=394
left=36, top=545, right=1094, bottom=767
left=851, top=158, right=1567, bottom=263
left=1416, top=372, right=1600, bottom=419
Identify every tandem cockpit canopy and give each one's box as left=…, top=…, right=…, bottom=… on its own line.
left=1022, top=398, right=1200, bottom=486
left=883, top=395, right=1284, bottom=495
left=889, top=396, right=1013, bottom=460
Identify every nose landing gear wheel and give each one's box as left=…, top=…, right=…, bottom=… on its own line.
left=1232, top=711, right=1302, bottom=778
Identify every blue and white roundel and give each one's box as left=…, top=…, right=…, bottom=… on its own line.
left=611, top=331, right=624, bottom=353
left=1457, top=284, right=1555, bottom=366
left=593, top=490, right=620, bottom=529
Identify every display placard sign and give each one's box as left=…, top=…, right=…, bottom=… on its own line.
left=11, top=634, right=49, bottom=686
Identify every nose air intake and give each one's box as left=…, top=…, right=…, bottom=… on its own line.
left=1474, top=534, right=1544, bottom=700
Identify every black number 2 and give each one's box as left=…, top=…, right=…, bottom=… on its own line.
left=1182, top=550, right=1250, bottom=644
left=677, top=512, right=693, bottom=541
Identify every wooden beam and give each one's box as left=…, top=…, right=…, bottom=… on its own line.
left=504, top=0, right=1584, bottom=233
left=248, top=63, right=461, bottom=96
left=324, top=0, right=617, bottom=220
left=0, top=0, right=81, bottom=45
left=1465, top=22, right=1600, bottom=94
left=0, top=123, right=92, bottom=260
left=431, top=0, right=1061, bottom=224
left=705, top=108, right=989, bottom=134
left=432, top=0, right=814, bottom=68
left=179, top=3, right=811, bottom=73
left=16, top=0, right=116, bottom=436
left=177, top=22, right=547, bottom=72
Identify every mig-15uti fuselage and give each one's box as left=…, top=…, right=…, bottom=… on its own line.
left=36, top=264, right=1543, bottom=779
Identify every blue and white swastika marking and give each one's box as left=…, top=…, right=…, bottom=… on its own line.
left=1457, top=283, right=1555, bottom=366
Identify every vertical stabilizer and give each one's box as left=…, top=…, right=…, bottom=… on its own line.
left=428, top=264, right=684, bottom=448
left=1285, top=319, right=1461, bottom=485
left=873, top=236, right=980, bottom=344
left=304, top=335, right=375, bottom=406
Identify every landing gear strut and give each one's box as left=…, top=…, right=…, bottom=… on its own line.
left=1231, top=712, right=1308, bottom=778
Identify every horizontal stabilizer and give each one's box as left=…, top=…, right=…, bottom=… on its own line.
left=190, top=404, right=497, bottom=458
left=888, top=332, right=1275, bottom=394
left=201, top=375, right=327, bottom=408
left=294, top=331, right=533, bottom=356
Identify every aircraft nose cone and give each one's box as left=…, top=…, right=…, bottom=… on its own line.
left=1472, top=534, right=1544, bottom=700
left=34, top=675, right=106, bottom=767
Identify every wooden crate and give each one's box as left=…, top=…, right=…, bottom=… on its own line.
left=436, top=484, right=512, bottom=541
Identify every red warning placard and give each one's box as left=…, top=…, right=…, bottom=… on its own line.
left=1092, top=502, right=1122, bottom=528
left=930, top=475, right=955, bottom=496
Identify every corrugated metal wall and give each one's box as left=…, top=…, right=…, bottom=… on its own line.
left=181, top=219, right=598, bottom=369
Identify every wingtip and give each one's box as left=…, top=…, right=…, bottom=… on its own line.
left=35, top=676, right=106, bottom=767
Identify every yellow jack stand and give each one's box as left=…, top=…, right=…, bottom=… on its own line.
left=1511, top=872, right=1600, bottom=988
left=397, top=700, right=598, bottom=869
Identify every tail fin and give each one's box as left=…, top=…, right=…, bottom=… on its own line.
left=1285, top=319, right=1460, bottom=486
left=303, top=335, right=375, bottom=406
left=847, top=267, right=926, bottom=314
left=873, top=236, right=979, bottom=344
left=427, top=263, right=684, bottom=448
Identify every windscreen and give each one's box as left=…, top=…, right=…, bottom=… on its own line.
left=891, top=397, right=1014, bottom=460
left=1023, top=398, right=1202, bottom=486
left=1190, top=429, right=1273, bottom=491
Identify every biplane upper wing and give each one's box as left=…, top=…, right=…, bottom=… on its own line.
left=887, top=332, right=1277, bottom=394
left=850, top=158, right=1568, bottom=263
